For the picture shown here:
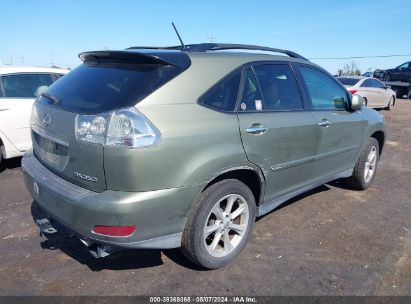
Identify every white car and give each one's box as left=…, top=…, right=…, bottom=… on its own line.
left=0, top=66, right=69, bottom=165
left=337, top=76, right=396, bottom=110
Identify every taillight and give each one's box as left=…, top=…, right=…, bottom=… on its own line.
left=75, top=107, right=160, bottom=148
left=106, top=108, right=160, bottom=148
left=75, top=113, right=109, bottom=145
left=348, top=89, right=357, bottom=94
left=92, top=225, right=136, bottom=237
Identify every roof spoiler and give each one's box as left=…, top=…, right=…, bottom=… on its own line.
left=79, top=50, right=191, bottom=70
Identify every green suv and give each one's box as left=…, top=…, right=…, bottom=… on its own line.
left=22, top=43, right=385, bottom=269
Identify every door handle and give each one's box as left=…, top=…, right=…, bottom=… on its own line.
left=246, top=125, right=268, bottom=135
left=318, top=120, right=331, bottom=127
left=0, top=107, right=9, bottom=111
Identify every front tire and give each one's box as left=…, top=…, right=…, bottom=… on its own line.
left=385, top=96, right=394, bottom=110
left=346, top=138, right=379, bottom=190
left=0, top=144, right=3, bottom=168
left=181, top=179, right=256, bottom=269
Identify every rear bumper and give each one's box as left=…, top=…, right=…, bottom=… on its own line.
left=22, top=151, right=203, bottom=249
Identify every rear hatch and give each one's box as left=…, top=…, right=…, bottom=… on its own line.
left=31, top=50, right=190, bottom=192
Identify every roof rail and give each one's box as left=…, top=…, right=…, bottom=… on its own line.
left=127, top=43, right=308, bottom=61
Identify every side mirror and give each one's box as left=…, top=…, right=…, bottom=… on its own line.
left=333, top=97, right=346, bottom=109
left=386, top=85, right=391, bottom=89
left=351, top=94, right=363, bottom=110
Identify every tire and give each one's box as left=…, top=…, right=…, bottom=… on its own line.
left=181, top=179, right=256, bottom=269
left=385, top=96, right=395, bottom=110
left=383, top=73, right=391, bottom=82
left=346, top=137, right=379, bottom=190
left=363, top=97, right=368, bottom=107
left=0, top=144, right=3, bottom=168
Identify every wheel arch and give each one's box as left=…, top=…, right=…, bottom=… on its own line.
left=202, top=167, right=265, bottom=206
left=0, top=135, right=3, bottom=158
left=370, top=131, right=385, bottom=156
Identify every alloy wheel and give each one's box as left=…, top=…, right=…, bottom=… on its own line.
left=203, top=194, right=250, bottom=257
left=364, top=146, right=377, bottom=184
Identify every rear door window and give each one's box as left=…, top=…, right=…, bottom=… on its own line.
left=0, top=74, right=53, bottom=98
left=240, top=67, right=263, bottom=111
left=372, top=79, right=386, bottom=89
left=39, top=63, right=183, bottom=114
left=252, top=64, right=303, bottom=111
left=299, top=66, right=348, bottom=110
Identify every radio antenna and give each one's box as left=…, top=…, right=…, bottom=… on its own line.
left=172, top=22, right=185, bottom=49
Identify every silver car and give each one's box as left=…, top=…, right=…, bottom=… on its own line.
left=337, top=76, right=396, bottom=110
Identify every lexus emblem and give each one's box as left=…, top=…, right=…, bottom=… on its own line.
left=43, top=114, right=51, bottom=127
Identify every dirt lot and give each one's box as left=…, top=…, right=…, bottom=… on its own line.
left=0, top=101, right=410, bottom=296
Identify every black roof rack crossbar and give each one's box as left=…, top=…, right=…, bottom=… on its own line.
left=127, top=43, right=308, bottom=60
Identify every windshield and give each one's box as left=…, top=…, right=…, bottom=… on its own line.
left=37, top=62, right=182, bottom=114
left=337, top=77, right=361, bottom=86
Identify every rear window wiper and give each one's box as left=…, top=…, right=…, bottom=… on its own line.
left=40, top=92, right=61, bottom=105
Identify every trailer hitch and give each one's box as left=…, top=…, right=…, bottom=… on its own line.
left=36, top=218, right=58, bottom=237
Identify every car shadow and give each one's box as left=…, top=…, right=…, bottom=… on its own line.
left=256, top=184, right=331, bottom=221
left=30, top=200, right=205, bottom=271
left=0, top=156, right=22, bottom=172
left=327, top=179, right=357, bottom=191
left=256, top=178, right=356, bottom=221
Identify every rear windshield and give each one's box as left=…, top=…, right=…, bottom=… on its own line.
left=337, top=77, right=361, bottom=86
left=38, top=62, right=182, bottom=114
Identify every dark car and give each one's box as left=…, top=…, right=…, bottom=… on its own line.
left=382, top=62, right=411, bottom=82
left=362, top=71, right=374, bottom=77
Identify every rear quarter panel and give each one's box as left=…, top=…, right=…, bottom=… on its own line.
left=104, top=104, right=249, bottom=191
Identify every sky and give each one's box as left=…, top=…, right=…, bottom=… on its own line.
left=1, top=0, right=410, bottom=74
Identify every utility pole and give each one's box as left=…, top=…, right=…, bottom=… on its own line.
left=21, top=57, right=24, bottom=65
left=207, top=35, right=216, bottom=43
left=10, top=56, right=13, bottom=65
left=49, top=53, right=54, bottom=67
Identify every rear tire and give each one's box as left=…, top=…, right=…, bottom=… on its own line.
left=385, top=96, right=394, bottom=110
left=383, top=73, right=391, bottom=82
left=363, top=97, right=368, bottom=107
left=346, top=138, right=379, bottom=190
left=181, top=179, right=256, bottom=269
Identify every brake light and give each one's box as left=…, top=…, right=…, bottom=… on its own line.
left=92, top=225, right=136, bottom=237
left=349, top=89, right=357, bottom=94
